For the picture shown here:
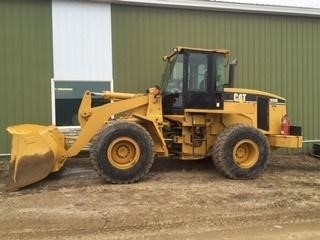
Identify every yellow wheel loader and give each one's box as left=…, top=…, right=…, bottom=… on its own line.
left=5, top=47, right=303, bottom=191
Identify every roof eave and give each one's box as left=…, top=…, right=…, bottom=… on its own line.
left=95, top=0, right=320, bottom=17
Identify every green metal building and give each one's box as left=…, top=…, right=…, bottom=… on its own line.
left=1, top=0, right=320, bottom=156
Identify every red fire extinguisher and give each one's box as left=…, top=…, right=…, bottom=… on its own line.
left=281, top=114, right=291, bottom=135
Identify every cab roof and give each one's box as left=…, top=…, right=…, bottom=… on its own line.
left=176, top=46, right=230, bottom=55
left=163, top=46, right=230, bottom=61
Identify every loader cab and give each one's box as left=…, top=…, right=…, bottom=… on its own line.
left=161, top=47, right=228, bottom=114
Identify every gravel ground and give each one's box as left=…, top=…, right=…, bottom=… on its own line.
left=0, top=153, right=320, bottom=239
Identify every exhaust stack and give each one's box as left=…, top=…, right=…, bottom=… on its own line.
left=228, top=59, right=238, bottom=88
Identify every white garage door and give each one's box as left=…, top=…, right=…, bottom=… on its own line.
left=51, top=0, right=113, bottom=126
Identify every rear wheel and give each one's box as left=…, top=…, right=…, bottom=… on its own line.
left=212, top=124, right=269, bottom=179
left=90, top=121, right=154, bottom=183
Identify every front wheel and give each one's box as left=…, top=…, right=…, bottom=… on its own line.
left=90, top=121, right=154, bottom=183
left=212, top=124, right=270, bottom=179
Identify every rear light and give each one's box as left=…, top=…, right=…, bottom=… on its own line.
left=280, top=114, right=291, bottom=135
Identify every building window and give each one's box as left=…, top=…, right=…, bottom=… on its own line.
left=53, top=80, right=111, bottom=126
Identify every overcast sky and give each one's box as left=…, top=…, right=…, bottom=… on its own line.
left=219, top=0, right=320, bottom=8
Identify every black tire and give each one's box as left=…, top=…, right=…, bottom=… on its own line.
left=90, top=121, right=154, bottom=183
left=212, top=124, right=270, bottom=179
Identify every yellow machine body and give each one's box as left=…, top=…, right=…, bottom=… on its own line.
left=167, top=87, right=302, bottom=160
left=5, top=88, right=166, bottom=190
left=5, top=47, right=303, bottom=190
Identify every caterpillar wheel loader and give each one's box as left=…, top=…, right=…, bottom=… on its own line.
left=5, top=47, right=303, bottom=191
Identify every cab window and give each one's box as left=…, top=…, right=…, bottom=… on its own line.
left=187, top=53, right=208, bottom=92
left=215, top=55, right=225, bottom=92
left=164, top=53, right=184, bottom=93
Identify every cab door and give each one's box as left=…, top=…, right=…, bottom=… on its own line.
left=184, top=52, right=224, bottom=110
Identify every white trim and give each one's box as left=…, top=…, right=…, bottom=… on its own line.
left=110, top=80, right=114, bottom=93
left=51, top=79, right=56, bottom=125
left=303, top=140, right=320, bottom=143
left=51, top=78, right=112, bottom=82
left=97, top=0, right=320, bottom=16
left=0, top=153, right=10, bottom=157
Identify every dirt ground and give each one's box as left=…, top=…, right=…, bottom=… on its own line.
left=0, top=153, right=320, bottom=240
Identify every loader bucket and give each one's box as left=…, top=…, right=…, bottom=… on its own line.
left=5, top=124, right=67, bottom=191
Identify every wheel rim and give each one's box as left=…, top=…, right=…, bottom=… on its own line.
left=107, top=137, right=140, bottom=169
left=233, top=139, right=259, bottom=169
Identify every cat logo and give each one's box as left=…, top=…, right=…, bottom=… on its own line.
left=233, top=93, right=247, bottom=102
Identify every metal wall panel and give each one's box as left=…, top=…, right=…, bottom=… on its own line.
left=0, top=0, right=53, bottom=154
left=112, top=5, right=320, bottom=150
